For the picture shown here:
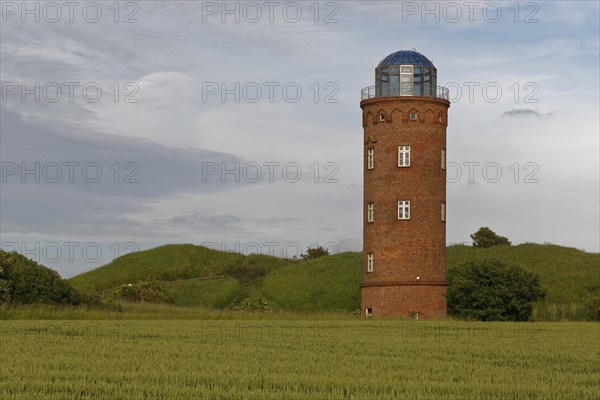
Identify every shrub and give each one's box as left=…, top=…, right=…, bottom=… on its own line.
left=300, top=246, right=330, bottom=261
left=448, top=259, right=545, bottom=321
left=0, top=250, right=82, bottom=305
left=232, top=298, right=271, bottom=313
left=470, top=227, right=511, bottom=248
left=114, top=278, right=174, bottom=304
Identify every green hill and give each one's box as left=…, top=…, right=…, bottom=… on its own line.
left=69, top=243, right=599, bottom=318
left=68, top=244, right=287, bottom=293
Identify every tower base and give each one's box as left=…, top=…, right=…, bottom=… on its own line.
left=361, top=282, right=447, bottom=318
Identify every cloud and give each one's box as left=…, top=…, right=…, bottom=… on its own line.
left=167, top=213, right=242, bottom=228
left=0, top=105, right=248, bottom=239
left=502, top=109, right=553, bottom=119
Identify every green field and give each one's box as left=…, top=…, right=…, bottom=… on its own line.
left=1, top=319, right=598, bottom=399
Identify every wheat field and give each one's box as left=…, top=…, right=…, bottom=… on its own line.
left=1, top=320, right=598, bottom=399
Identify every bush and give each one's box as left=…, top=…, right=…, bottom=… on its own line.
left=232, top=298, right=271, bottom=313
left=448, top=259, right=545, bottom=321
left=300, top=246, right=329, bottom=261
left=0, top=250, right=83, bottom=305
left=114, top=278, right=174, bottom=304
left=582, top=285, right=600, bottom=320
left=470, top=227, right=511, bottom=248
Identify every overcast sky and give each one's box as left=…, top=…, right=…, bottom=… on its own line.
left=1, top=1, right=598, bottom=277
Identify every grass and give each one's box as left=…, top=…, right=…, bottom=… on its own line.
left=67, top=243, right=600, bottom=320
left=260, top=252, right=362, bottom=312
left=68, top=244, right=287, bottom=293
left=0, top=319, right=598, bottom=399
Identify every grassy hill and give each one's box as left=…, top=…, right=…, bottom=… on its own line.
left=68, top=244, right=287, bottom=293
left=69, top=243, right=599, bottom=318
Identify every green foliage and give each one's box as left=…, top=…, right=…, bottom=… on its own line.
left=114, top=278, right=174, bottom=304
left=448, top=259, right=546, bottom=321
left=0, top=250, right=83, bottom=306
left=0, top=278, right=12, bottom=303
left=470, top=227, right=511, bottom=248
left=582, top=284, right=600, bottom=320
left=300, top=246, right=330, bottom=261
left=232, top=297, right=271, bottom=313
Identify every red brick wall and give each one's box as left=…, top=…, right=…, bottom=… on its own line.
left=361, top=283, right=447, bottom=318
left=361, top=96, right=450, bottom=319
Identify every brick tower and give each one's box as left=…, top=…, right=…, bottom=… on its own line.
left=360, top=50, right=450, bottom=318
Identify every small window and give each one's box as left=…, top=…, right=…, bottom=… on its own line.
left=398, top=145, right=410, bottom=167
left=398, top=200, right=410, bottom=220
left=409, top=113, right=417, bottom=121
left=366, top=307, right=373, bottom=317
left=438, top=115, right=443, bottom=124
left=367, top=148, right=374, bottom=170
left=367, top=252, right=374, bottom=272
left=401, top=65, right=413, bottom=73
left=379, top=114, right=385, bottom=122
left=367, top=203, right=374, bottom=223
left=441, top=202, right=446, bottom=222
left=441, top=148, right=446, bottom=170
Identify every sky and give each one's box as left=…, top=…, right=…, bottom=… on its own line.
left=1, top=0, right=599, bottom=278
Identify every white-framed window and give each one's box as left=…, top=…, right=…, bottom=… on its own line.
left=398, top=145, right=410, bottom=167
left=367, top=252, right=374, bottom=272
left=398, top=200, right=410, bottom=220
left=367, top=148, right=374, bottom=170
left=409, top=113, right=417, bottom=121
left=366, top=307, right=373, bottom=317
left=379, top=114, right=385, bottom=122
left=367, top=203, right=374, bottom=223
left=441, top=148, right=446, bottom=170
left=441, top=202, right=446, bottom=222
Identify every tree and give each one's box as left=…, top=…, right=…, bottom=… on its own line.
left=447, top=259, right=545, bottom=321
left=470, top=227, right=511, bottom=248
left=0, top=249, right=82, bottom=305
left=300, top=246, right=329, bottom=261
left=0, top=265, right=11, bottom=303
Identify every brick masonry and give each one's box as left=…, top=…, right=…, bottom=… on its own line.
left=360, top=96, right=450, bottom=319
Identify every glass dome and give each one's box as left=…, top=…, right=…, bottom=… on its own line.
left=376, top=50, right=437, bottom=97
left=377, top=50, right=436, bottom=69
left=361, top=50, right=447, bottom=100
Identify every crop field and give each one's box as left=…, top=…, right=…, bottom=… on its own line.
left=1, top=320, right=598, bottom=399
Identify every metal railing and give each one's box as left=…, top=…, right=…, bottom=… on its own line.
left=361, top=84, right=450, bottom=101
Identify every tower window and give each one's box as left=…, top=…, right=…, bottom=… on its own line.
left=379, top=114, right=385, bottom=122
left=409, top=113, right=417, bottom=121
left=367, top=252, right=374, bottom=272
left=398, top=145, right=410, bottom=167
left=441, top=202, right=446, bottom=222
left=441, top=148, right=446, bottom=170
left=367, top=203, right=374, bottom=223
left=366, top=307, right=373, bottom=317
left=398, top=200, right=410, bottom=220
left=367, top=148, right=374, bottom=170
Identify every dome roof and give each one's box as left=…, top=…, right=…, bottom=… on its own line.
left=377, top=50, right=436, bottom=69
